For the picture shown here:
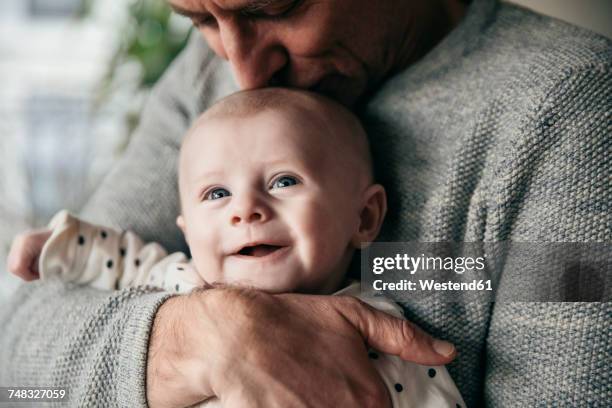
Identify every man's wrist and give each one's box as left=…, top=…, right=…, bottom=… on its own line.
left=146, top=293, right=214, bottom=408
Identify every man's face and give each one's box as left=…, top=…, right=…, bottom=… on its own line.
left=178, top=109, right=366, bottom=293
left=169, top=0, right=407, bottom=106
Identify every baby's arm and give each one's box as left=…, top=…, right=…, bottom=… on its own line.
left=37, top=210, right=192, bottom=290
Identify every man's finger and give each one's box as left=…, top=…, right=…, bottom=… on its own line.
left=336, top=296, right=456, bottom=366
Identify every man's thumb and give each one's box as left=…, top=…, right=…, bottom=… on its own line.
left=336, top=297, right=456, bottom=366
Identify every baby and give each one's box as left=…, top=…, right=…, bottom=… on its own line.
left=34, top=88, right=465, bottom=407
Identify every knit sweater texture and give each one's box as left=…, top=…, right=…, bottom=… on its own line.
left=1, top=0, right=610, bottom=406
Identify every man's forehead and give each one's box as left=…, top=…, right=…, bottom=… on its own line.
left=169, top=0, right=286, bottom=14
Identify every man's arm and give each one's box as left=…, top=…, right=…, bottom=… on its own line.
left=1, top=272, right=456, bottom=408
left=484, top=65, right=612, bottom=405
left=0, top=279, right=173, bottom=406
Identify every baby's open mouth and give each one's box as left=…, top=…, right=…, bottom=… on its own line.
left=237, top=244, right=284, bottom=257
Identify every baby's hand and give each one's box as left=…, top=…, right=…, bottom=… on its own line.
left=7, top=229, right=52, bottom=281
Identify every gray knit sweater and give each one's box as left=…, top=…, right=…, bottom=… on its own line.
left=1, top=0, right=610, bottom=406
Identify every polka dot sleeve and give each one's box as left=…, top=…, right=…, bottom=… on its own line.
left=39, top=210, right=194, bottom=291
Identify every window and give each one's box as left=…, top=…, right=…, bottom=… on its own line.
left=28, top=0, right=81, bottom=18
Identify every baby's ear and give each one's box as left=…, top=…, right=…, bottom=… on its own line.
left=351, top=184, right=387, bottom=248
left=176, top=215, right=187, bottom=235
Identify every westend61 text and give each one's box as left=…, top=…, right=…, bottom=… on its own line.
left=373, top=279, right=493, bottom=292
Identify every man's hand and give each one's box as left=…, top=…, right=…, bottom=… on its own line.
left=7, top=228, right=52, bottom=281
left=147, top=287, right=456, bottom=408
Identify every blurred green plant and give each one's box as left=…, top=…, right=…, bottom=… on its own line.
left=75, top=0, right=94, bottom=18
left=111, top=0, right=191, bottom=88
left=101, top=0, right=192, bottom=93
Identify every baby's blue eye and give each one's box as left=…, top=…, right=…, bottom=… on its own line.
left=271, top=175, right=299, bottom=189
left=205, top=187, right=231, bottom=200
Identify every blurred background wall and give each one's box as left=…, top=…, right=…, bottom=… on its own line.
left=507, top=0, right=612, bottom=39
left=0, top=0, right=610, bottom=300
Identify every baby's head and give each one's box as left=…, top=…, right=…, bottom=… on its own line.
left=177, top=88, right=386, bottom=294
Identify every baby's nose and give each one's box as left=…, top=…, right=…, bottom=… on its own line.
left=229, top=194, right=272, bottom=225
left=231, top=211, right=263, bottom=225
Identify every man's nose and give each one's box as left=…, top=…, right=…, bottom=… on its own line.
left=230, top=194, right=272, bottom=226
left=218, top=18, right=287, bottom=89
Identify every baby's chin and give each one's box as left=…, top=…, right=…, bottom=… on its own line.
left=210, top=275, right=301, bottom=294
left=218, top=273, right=338, bottom=295
left=191, top=262, right=297, bottom=293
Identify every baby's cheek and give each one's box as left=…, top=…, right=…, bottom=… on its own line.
left=300, top=211, right=348, bottom=270
left=189, top=242, right=224, bottom=284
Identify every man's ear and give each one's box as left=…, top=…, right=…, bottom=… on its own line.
left=351, top=184, right=387, bottom=248
left=176, top=215, right=187, bottom=241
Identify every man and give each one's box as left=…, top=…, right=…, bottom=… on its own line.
left=2, top=0, right=611, bottom=407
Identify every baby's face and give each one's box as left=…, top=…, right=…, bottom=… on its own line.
left=178, top=108, right=368, bottom=294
